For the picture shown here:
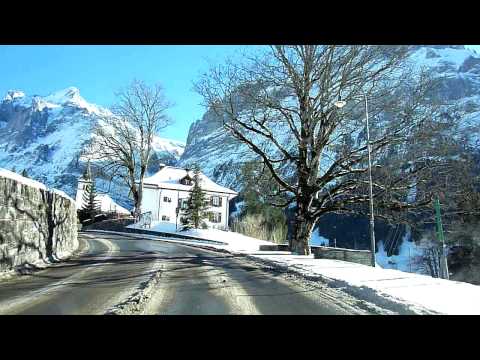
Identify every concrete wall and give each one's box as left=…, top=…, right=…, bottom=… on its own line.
left=312, top=246, right=372, bottom=266
left=0, top=175, right=78, bottom=272
left=258, top=244, right=372, bottom=266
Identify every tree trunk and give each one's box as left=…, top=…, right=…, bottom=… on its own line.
left=291, top=201, right=315, bottom=255
left=137, top=177, right=144, bottom=218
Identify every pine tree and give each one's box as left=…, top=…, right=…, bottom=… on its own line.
left=79, top=162, right=100, bottom=222
left=81, top=180, right=101, bottom=222
left=21, top=169, right=28, bottom=178
left=181, top=164, right=209, bottom=230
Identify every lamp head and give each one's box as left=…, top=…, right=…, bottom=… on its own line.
left=334, top=94, right=346, bottom=109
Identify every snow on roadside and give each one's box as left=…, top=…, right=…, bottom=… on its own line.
left=127, top=221, right=275, bottom=252
left=246, top=253, right=480, bottom=315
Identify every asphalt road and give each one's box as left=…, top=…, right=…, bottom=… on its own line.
left=0, top=232, right=368, bottom=315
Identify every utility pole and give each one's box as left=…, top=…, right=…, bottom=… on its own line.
left=176, top=206, right=179, bottom=232
left=434, top=197, right=449, bottom=280
left=335, top=92, right=376, bottom=266
left=364, top=93, right=376, bottom=267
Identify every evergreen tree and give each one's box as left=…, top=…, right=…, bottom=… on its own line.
left=181, top=164, right=209, bottom=229
left=79, top=162, right=100, bottom=222
left=11, top=166, right=16, bottom=173
left=21, top=169, right=28, bottom=178
left=81, top=180, right=101, bottom=222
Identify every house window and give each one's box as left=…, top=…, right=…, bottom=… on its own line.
left=179, top=199, right=188, bottom=210
left=211, top=196, right=222, bottom=207
left=161, top=215, right=170, bottom=221
left=180, top=176, right=193, bottom=186
left=209, top=212, right=222, bottom=223
left=163, top=196, right=172, bottom=203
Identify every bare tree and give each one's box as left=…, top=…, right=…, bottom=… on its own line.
left=88, top=80, right=172, bottom=219
left=195, top=45, right=466, bottom=255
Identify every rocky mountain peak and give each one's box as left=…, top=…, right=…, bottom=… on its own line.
left=3, top=90, right=26, bottom=101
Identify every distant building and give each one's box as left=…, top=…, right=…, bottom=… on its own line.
left=141, top=165, right=238, bottom=230
left=75, top=174, right=131, bottom=215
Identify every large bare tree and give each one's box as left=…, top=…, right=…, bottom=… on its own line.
left=195, top=45, right=465, bottom=255
left=88, top=80, right=172, bottom=219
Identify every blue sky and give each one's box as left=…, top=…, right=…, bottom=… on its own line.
left=0, top=45, right=262, bottom=142
left=1, top=45, right=479, bottom=142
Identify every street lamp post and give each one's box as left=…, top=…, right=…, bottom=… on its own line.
left=363, top=93, right=376, bottom=267
left=335, top=92, right=376, bottom=267
left=175, top=207, right=180, bottom=231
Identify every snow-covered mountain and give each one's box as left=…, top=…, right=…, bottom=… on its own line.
left=0, top=87, right=185, bottom=208
left=178, top=45, right=480, bottom=190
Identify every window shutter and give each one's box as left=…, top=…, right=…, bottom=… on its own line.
left=218, top=197, right=222, bottom=207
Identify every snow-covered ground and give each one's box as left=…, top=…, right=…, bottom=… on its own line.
left=247, top=253, right=480, bottom=315
left=376, top=236, right=424, bottom=273
left=122, top=221, right=480, bottom=314
left=310, top=230, right=330, bottom=247
left=127, top=221, right=275, bottom=252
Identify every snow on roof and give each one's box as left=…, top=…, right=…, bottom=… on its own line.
left=143, top=166, right=238, bottom=196
left=97, top=194, right=131, bottom=214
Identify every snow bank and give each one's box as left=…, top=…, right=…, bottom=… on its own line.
left=128, top=221, right=275, bottom=252
left=248, top=253, right=480, bottom=315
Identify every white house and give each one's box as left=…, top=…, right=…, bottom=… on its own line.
left=140, top=165, right=238, bottom=230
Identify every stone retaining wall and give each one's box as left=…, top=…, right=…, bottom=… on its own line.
left=259, top=244, right=372, bottom=266
left=312, top=246, right=372, bottom=266
left=0, top=174, right=78, bottom=272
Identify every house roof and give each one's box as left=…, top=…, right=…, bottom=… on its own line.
left=142, top=166, right=238, bottom=196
